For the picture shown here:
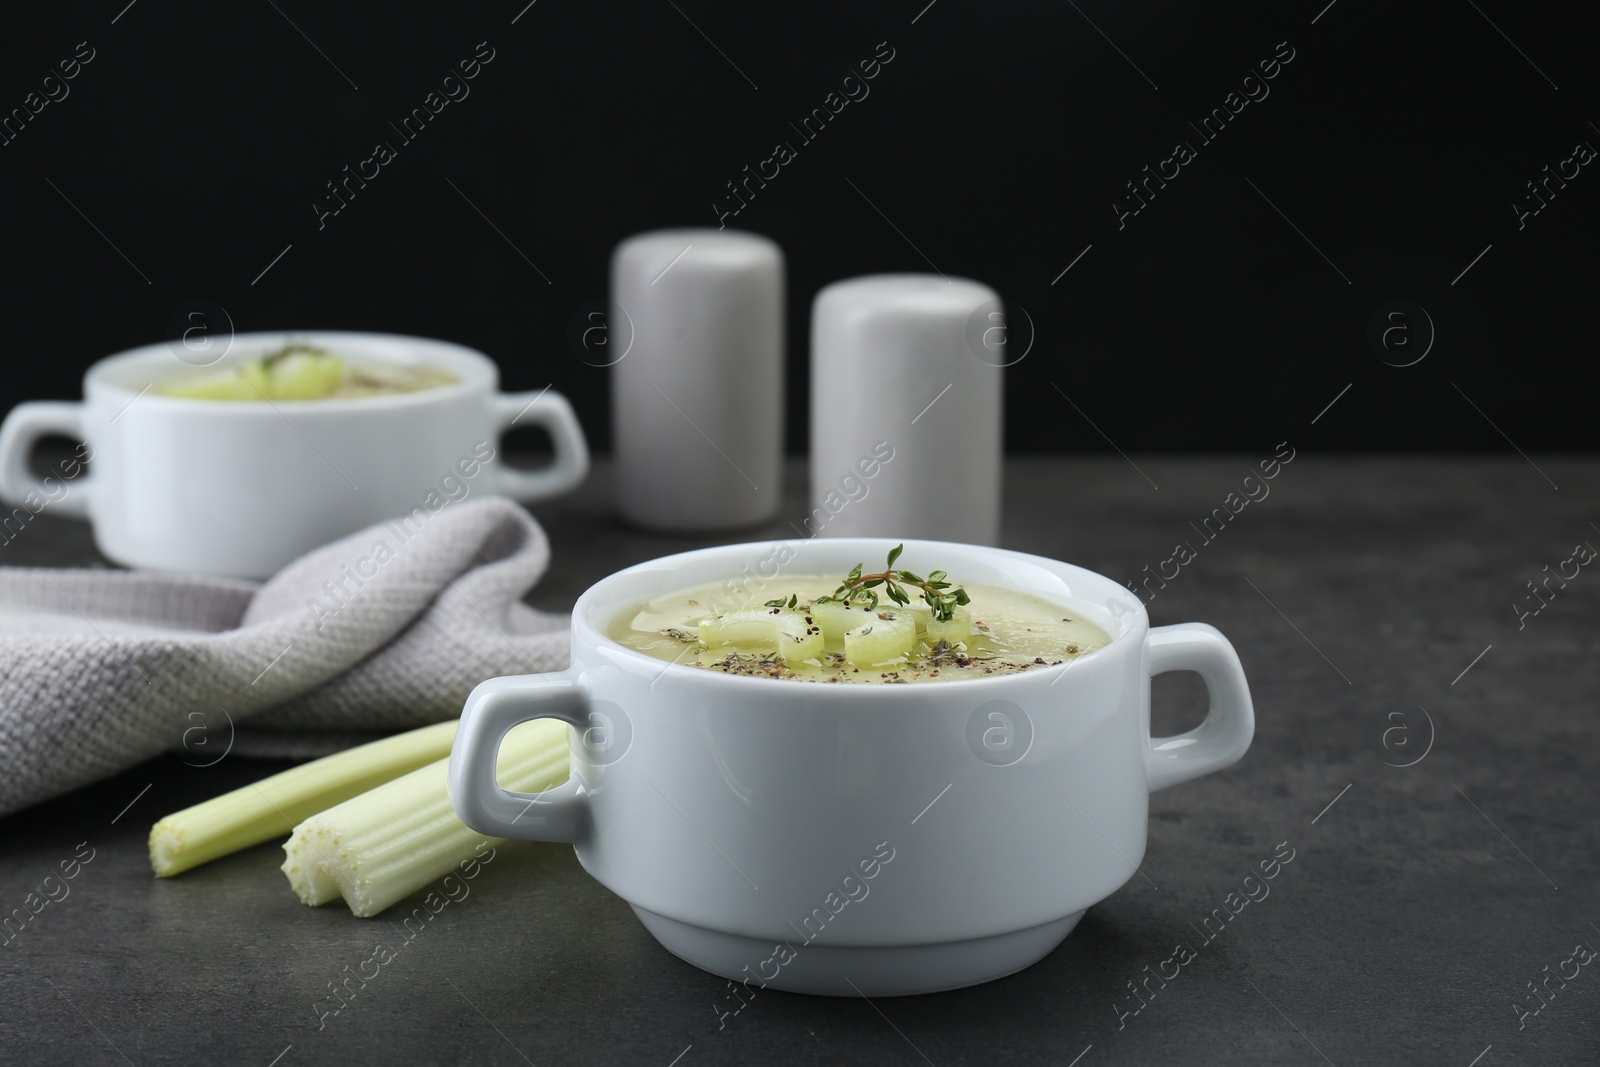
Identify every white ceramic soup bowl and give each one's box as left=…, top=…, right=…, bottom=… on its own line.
left=0, top=331, right=589, bottom=577
left=449, top=538, right=1254, bottom=997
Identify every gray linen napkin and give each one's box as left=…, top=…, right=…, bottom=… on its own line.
left=0, top=496, right=568, bottom=817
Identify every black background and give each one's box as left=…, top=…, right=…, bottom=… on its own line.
left=0, top=0, right=1593, bottom=454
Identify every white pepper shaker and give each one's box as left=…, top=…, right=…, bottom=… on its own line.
left=809, top=274, right=1002, bottom=545
left=611, top=229, right=784, bottom=530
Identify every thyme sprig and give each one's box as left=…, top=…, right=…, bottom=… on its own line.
left=765, top=544, right=970, bottom=621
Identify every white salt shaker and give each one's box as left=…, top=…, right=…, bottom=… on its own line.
left=809, top=274, right=1003, bottom=545
left=611, top=229, right=784, bottom=530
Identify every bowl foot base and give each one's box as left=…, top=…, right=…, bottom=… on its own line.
left=631, top=905, right=1085, bottom=997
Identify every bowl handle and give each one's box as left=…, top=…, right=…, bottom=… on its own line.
left=1144, top=623, right=1255, bottom=793
left=448, top=670, right=592, bottom=842
left=0, top=401, right=92, bottom=520
left=488, top=389, right=590, bottom=502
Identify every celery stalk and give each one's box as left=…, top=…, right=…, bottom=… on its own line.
left=148, top=720, right=459, bottom=878
left=283, top=825, right=343, bottom=906
left=283, top=718, right=570, bottom=917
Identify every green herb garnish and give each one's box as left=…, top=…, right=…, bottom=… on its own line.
left=806, top=544, right=970, bottom=621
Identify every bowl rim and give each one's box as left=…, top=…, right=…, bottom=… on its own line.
left=82, top=330, right=501, bottom=414
left=571, top=537, right=1148, bottom=695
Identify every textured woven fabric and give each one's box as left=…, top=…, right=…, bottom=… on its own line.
left=0, top=496, right=568, bottom=816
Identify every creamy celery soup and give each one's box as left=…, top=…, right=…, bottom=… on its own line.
left=608, top=574, right=1112, bottom=684
left=156, top=345, right=457, bottom=401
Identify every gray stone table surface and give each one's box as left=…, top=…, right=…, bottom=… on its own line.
left=1, top=456, right=1596, bottom=1066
